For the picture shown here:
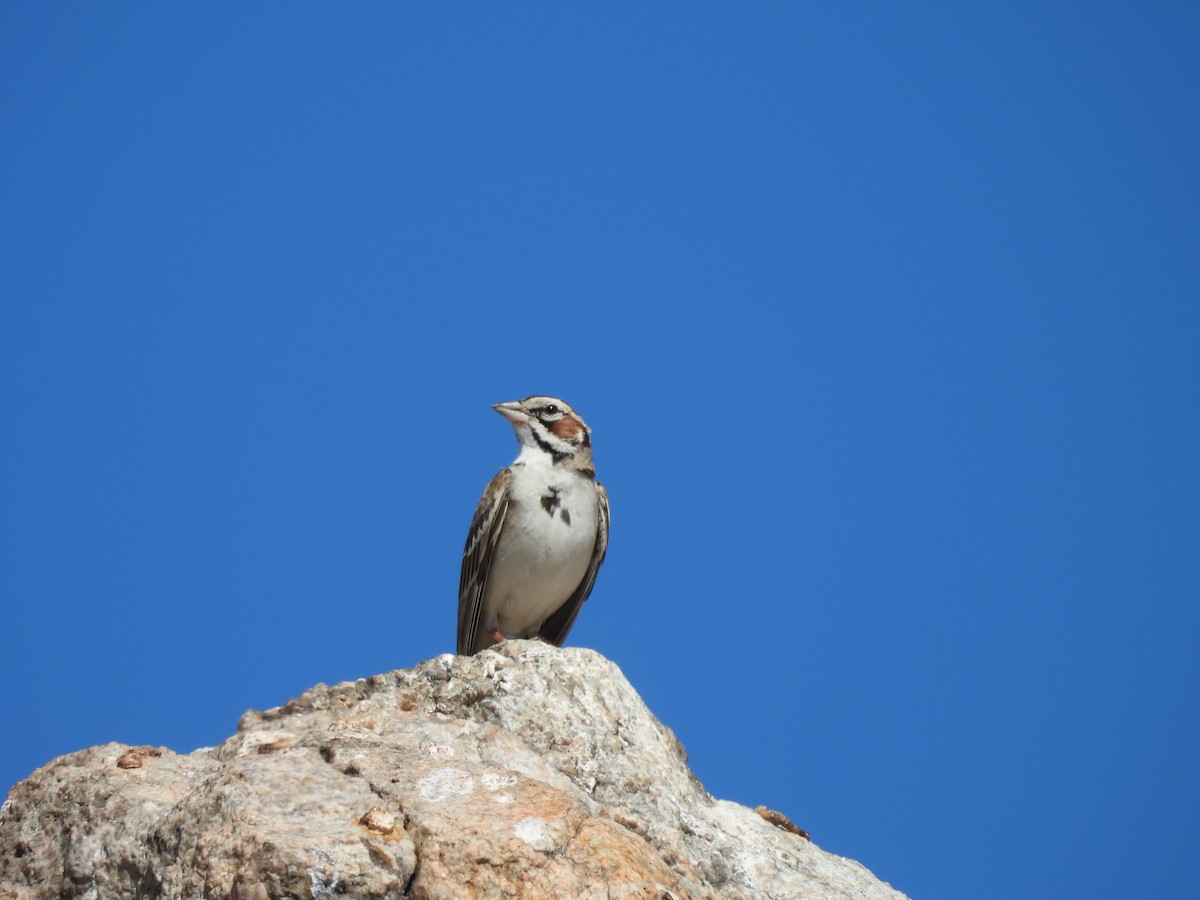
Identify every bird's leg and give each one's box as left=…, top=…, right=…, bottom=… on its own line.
left=489, top=628, right=506, bottom=645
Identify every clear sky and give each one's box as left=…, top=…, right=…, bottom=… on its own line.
left=2, top=5, right=1197, bottom=899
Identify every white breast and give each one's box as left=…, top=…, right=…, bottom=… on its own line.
left=481, top=460, right=599, bottom=639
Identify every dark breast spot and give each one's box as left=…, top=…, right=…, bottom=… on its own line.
left=540, top=487, right=572, bottom=525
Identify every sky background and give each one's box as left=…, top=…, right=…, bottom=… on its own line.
left=2, top=5, right=1197, bottom=899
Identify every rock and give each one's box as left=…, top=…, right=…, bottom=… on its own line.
left=0, top=642, right=907, bottom=899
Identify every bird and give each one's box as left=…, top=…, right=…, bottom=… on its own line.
left=457, top=395, right=610, bottom=656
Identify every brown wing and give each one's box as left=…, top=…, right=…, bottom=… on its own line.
left=457, top=469, right=512, bottom=655
left=539, top=480, right=610, bottom=647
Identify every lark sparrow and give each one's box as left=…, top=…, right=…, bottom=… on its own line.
left=457, top=396, right=610, bottom=656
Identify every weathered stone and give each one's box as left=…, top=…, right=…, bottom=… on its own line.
left=0, top=642, right=906, bottom=899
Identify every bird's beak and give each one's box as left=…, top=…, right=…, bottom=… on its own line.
left=492, top=400, right=528, bottom=424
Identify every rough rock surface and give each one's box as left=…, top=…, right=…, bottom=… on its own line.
left=0, top=642, right=907, bottom=899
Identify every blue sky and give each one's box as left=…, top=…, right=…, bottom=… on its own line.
left=2, top=5, right=1197, bottom=898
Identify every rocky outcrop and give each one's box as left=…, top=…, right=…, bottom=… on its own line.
left=0, top=642, right=906, bottom=899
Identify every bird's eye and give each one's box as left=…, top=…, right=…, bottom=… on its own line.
left=542, top=404, right=560, bottom=416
